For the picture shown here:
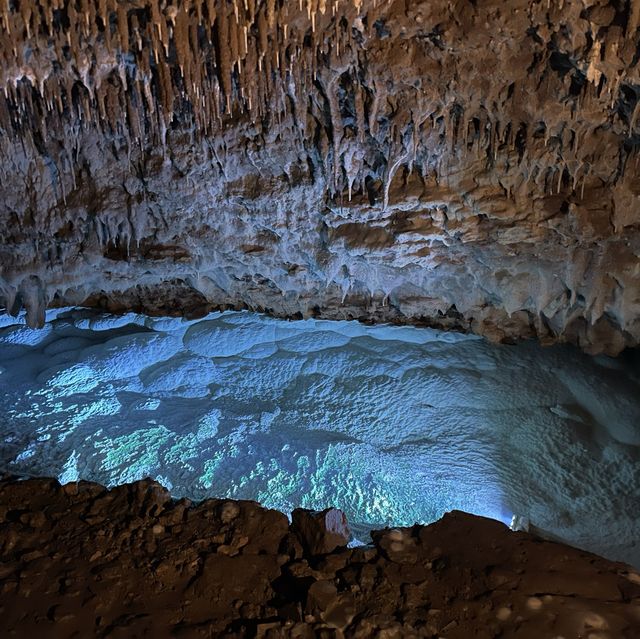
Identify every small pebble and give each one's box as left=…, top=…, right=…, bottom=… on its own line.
left=221, top=502, right=240, bottom=524
left=526, top=597, right=543, bottom=611
left=496, top=606, right=511, bottom=621
left=583, top=612, right=608, bottom=630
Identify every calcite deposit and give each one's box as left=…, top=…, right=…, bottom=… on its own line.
left=4, top=309, right=640, bottom=566
left=1, top=0, right=639, bottom=353
left=1, top=477, right=640, bottom=638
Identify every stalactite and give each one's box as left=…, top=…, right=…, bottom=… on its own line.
left=218, top=1, right=233, bottom=113
left=628, top=0, right=640, bottom=36
left=1, top=0, right=636, bottom=235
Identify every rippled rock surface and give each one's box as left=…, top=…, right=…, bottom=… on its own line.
left=1, top=309, right=639, bottom=565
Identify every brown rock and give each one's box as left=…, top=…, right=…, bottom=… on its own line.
left=0, top=478, right=639, bottom=638
left=292, top=508, right=351, bottom=556
left=306, top=580, right=338, bottom=614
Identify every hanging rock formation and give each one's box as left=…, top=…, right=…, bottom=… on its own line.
left=1, top=0, right=639, bottom=353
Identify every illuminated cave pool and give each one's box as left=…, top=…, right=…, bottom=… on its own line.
left=1, top=308, right=639, bottom=565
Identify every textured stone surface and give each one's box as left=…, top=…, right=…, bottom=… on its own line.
left=4, top=309, right=640, bottom=566
left=1, top=477, right=640, bottom=637
left=292, top=508, right=351, bottom=555
left=1, top=0, right=640, bottom=353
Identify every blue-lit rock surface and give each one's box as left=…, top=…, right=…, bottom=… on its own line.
left=1, top=309, right=639, bottom=565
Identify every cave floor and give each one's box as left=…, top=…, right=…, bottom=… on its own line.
left=0, top=477, right=639, bottom=638
left=1, top=309, right=640, bottom=566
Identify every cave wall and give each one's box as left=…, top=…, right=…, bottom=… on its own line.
left=1, top=0, right=639, bottom=353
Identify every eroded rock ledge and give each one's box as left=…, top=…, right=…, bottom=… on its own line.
left=1, top=477, right=639, bottom=638
left=1, top=1, right=640, bottom=354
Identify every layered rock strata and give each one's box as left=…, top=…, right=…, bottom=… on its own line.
left=1, top=0, right=640, bottom=353
left=1, top=477, right=639, bottom=637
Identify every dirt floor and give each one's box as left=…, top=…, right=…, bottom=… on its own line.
left=0, top=477, right=639, bottom=638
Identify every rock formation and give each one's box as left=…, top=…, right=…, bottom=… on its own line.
left=1, top=0, right=639, bottom=353
left=1, top=477, right=639, bottom=637
left=292, top=507, right=351, bottom=555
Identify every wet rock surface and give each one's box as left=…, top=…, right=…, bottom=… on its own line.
left=1, top=1, right=640, bottom=354
left=1, top=477, right=639, bottom=638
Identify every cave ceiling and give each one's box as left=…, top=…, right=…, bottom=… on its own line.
left=0, top=0, right=639, bottom=353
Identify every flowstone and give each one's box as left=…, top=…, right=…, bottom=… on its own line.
left=1, top=308, right=639, bottom=565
